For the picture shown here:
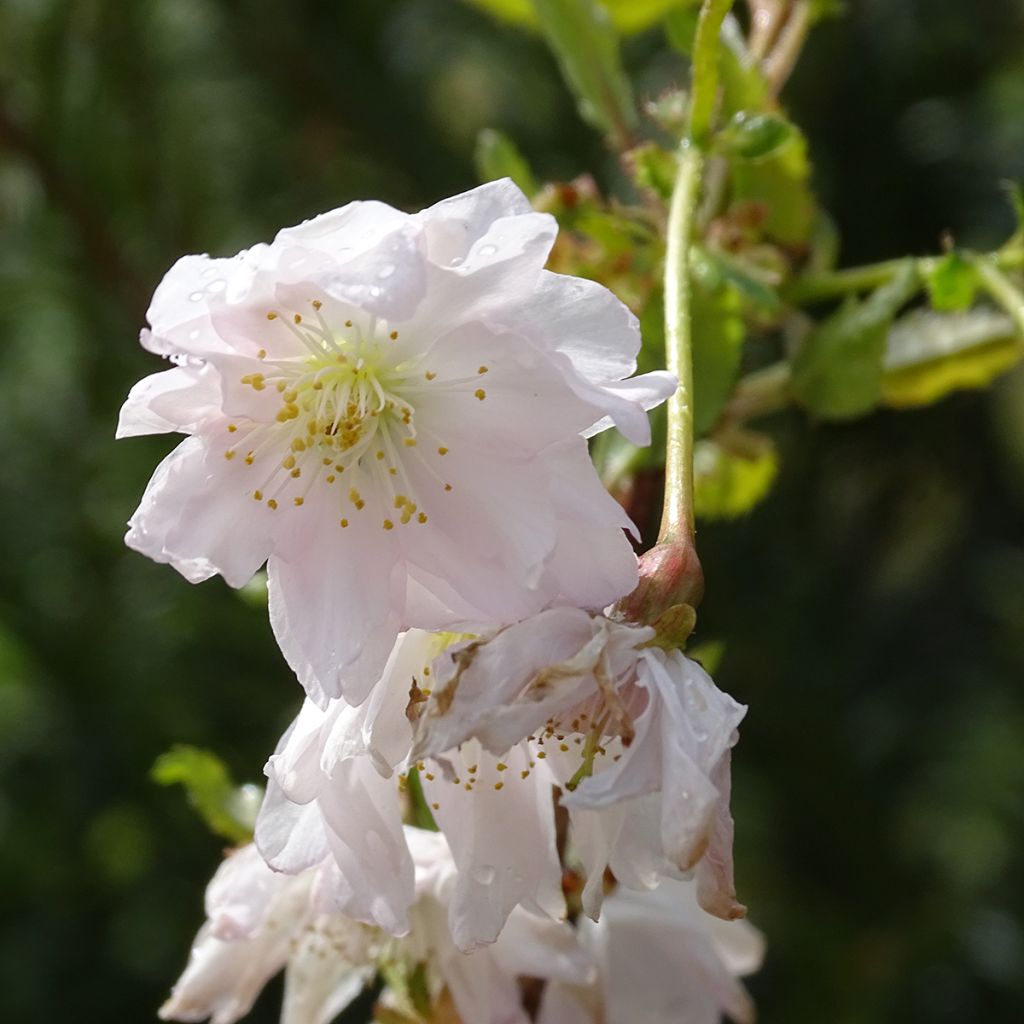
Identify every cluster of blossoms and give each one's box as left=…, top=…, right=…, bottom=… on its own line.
left=121, top=180, right=762, bottom=1022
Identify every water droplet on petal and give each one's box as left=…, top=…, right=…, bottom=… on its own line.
left=188, top=291, right=203, bottom=302
left=206, top=279, right=226, bottom=294
left=377, top=263, right=396, bottom=279
left=472, top=864, right=497, bottom=885
left=448, top=256, right=464, bottom=268
left=479, top=244, right=498, bottom=257
left=369, top=285, right=382, bottom=298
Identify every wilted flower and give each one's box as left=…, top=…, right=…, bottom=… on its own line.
left=412, top=608, right=748, bottom=922
left=118, top=179, right=674, bottom=704
left=538, top=879, right=764, bottom=1024
left=254, top=630, right=566, bottom=953
left=255, top=610, right=746, bottom=953
left=160, top=828, right=591, bottom=1024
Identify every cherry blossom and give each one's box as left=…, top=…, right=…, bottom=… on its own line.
left=118, top=180, right=674, bottom=704
left=254, top=611, right=746, bottom=954
left=538, top=879, right=764, bottom=1024
left=412, top=608, right=748, bottom=921
left=160, top=828, right=591, bottom=1024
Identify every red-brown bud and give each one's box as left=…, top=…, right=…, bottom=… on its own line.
left=617, top=537, right=704, bottom=625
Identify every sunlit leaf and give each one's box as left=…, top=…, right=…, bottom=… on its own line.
left=882, top=308, right=1022, bottom=407
left=791, top=262, right=919, bottom=419
left=692, top=279, right=746, bottom=434
left=731, top=128, right=817, bottom=245
left=718, top=111, right=796, bottom=162
left=530, top=0, right=637, bottom=143
left=925, top=251, right=979, bottom=313
left=470, top=0, right=699, bottom=34
left=694, top=436, right=778, bottom=520
left=151, top=745, right=259, bottom=844
left=474, top=129, right=538, bottom=195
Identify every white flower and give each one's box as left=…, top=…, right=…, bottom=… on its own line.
left=118, top=179, right=675, bottom=704
left=255, top=612, right=745, bottom=953
left=254, top=630, right=566, bottom=953
left=538, top=879, right=765, bottom=1024
left=412, top=607, right=749, bottom=921
left=160, top=828, right=592, bottom=1024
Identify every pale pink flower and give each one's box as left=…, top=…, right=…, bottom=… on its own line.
left=118, top=180, right=675, bottom=704
left=538, top=879, right=765, bottom=1024
left=160, top=828, right=591, bottom=1024
left=254, top=630, right=566, bottom=953
left=412, top=608, right=749, bottom=921
left=255, top=612, right=746, bottom=953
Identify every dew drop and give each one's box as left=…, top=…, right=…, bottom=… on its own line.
left=188, top=291, right=203, bottom=302
left=472, top=864, right=497, bottom=885
left=377, top=263, right=396, bottom=279
left=206, top=279, right=226, bottom=294
left=479, top=244, right=498, bottom=257
left=448, top=256, right=464, bottom=268
left=369, top=285, right=382, bottom=298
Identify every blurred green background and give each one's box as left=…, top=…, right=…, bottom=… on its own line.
left=1, top=1, right=1023, bottom=1021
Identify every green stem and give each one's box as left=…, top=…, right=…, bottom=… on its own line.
left=689, top=0, right=734, bottom=148
left=786, top=248, right=1024, bottom=305
left=659, top=0, right=733, bottom=546
left=660, top=146, right=704, bottom=543
left=972, top=256, right=1024, bottom=337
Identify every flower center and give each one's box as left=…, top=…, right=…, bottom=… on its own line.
left=222, top=300, right=486, bottom=528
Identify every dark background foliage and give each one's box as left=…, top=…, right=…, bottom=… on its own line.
left=1, top=1, right=1022, bottom=1021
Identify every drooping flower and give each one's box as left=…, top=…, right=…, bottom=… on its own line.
left=118, top=180, right=675, bottom=704
left=254, top=611, right=746, bottom=953
left=254, top=630, right=566, bottom=953
left=412, top=607, right=748, bottom=922
left=538, top=879, right=765, bottom=1024
left=160, top=827, right=591, bottom=1024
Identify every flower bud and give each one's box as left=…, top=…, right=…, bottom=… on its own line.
left=617, top=537, right=704, bottom=625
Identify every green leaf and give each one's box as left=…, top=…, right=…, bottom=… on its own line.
left=688, top=639, right=725, bottom=675
left=474, top=129, right=538, bottom=196
left=471, top=0, right=699, bottom=34
left=791, top=261, right=920, bottom=419
left=692, top=279, right=746, bottom=435
left=630, top=142, right=678, bottom=201
left=152, top=745, right=258, bottom=844
left=717, top=111, right=796, bottom=162
left=694, top=437, right=778, bottom=520
left=882, top=308, right=1023, bottom=407
left=730, top=127, right=817, bottom=245
left=694, top=246, right=781, bottom=314
left=925, top=251, right=979, bottom=312
left=530, top=0, right=637, bottom=144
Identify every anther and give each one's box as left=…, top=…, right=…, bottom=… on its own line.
left=425, top=371, right=436, bottom=381
left=477, top=366, right=488, bottom=374
left=474, top=388, right=486, bottom=401
left=383, top=519, right=394, bottom=530
left=267, top=499, right=278, bottom=510
left=339, top=518, right=348, bottom=528
left=224, top=450, right=236, bottom=460
left=253, top=490, right=263, bottom=501
left=227, top=424, right=238, bottom=433
left=389, top=330, right=398, bottom=340
left=312, top=300, right=322, bottom=310
left=294, top=497, right=304, bottom=507
left=438, top=446, right=448, bottom=456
